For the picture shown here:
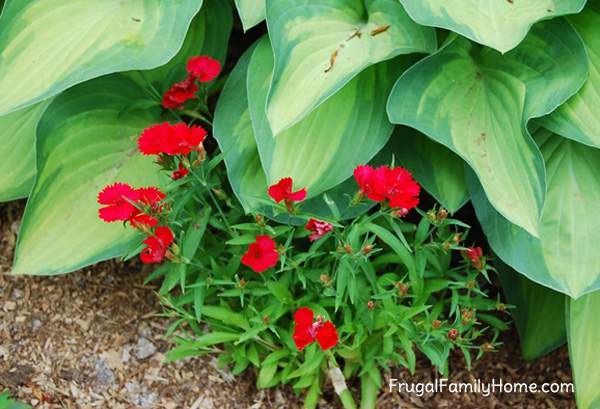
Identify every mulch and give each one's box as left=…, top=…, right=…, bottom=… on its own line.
left=0, top=202, right=576, bottom=408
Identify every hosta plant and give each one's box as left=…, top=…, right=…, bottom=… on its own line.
left=1, top=0, right=599, bottom=407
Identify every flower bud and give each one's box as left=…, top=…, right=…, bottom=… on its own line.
left=361, top=244, right=373, bottom=255
left=466, top=280, right=476, bottom=289
left=239, top=278, right=247, bottom=288
left=481, top=342, right=494, bottom=353
left=255, top=214, right=266, bottom=226
left=427, top=210, right=437, bottom=222
left=496, top=303, right=506, bottom=312
left=397, top=282, right=410, bottom=296
left=367, top=300, right=376, bottom=310
left=447, top=328, right=458, bottom=341
left=437, top=208, right=448, bottom=222
left=262, top=316, right=270, bottom=325
left=391, top=208, right=409, bottom=218
left=431, top=319, right=442, bottom=330
left=320, top=274, right=332, bottom=286
left=452, top=233, right=462, bottom=245
left=344, top=244, right=353, bottom=255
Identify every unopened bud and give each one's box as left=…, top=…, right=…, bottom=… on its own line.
left=496, top=303, right=506, bottom=312
left=437, top=208, right=448, bottom=222
left=391, top=208, right=409, bottom=218
left=432, top=319, right=442, bottom=330
left=361, top=244, right=373, bottom=255
left=453, top=233, right=462, bottom=245
left=466, top=280, right=476, bottom=289
left=442, top=241, right=451, bottom=251
left=239, top=278, right=247, bottom=288
left=351, top=191, right=364, bottom=206
left=481, top=342, right=494, bottom=353
left=212, top=188, right=227, bottom=200
left=427, top=210, right=437, bottom=222
left=262, top=316, right=270, bottom=325
left=344, top=244, right=353, bottom=255
left=367, top=300, right=376, bottom=310
left=397, top=282, right=410, bottom=296
left=447, top=328, right=458, bottom=341
left=320, top=274, right=332, bottom=285
left=255, top=214, right=266, bottom=226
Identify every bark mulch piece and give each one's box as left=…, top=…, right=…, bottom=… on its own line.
left=0, top=203, right=575, bottom=408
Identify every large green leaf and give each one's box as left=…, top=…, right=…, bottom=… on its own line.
left=469, top=130, right=600, bottom=298
left=388, top=19, right=588, bottom=237
left=496, top=259, right=566, bottom=360
left=0, top=101, right=50, bottom=202
left=398, top=0, right=586, bottom=53
left=249, top=36, right=400, bottom=198
left=537, top=2, right=600, bottom=148
left=12, top=75, right=167, bottom=276
left=265, top=0, right=436, bottom=134
left=213, top=39, right=378, bottom=220
left=392, top=126, right=468, bottom=213
left=0, top=0, right=203, bottom=116
left=235, top=0, right=265, bottom=31
left=567, top=290, right=600, bottom=409
left=144, top=0, right=232, bottom=91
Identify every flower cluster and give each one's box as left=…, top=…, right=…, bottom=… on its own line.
left=162, top=56, right=221, bottom=110
left=97, top=183, right=173, bottom=264
left=353, top=164, right=420, bottom=216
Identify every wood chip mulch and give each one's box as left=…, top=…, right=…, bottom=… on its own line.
left=0, top=203, right=576, bottom=408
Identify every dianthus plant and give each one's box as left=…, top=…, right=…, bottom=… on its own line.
left=98, top=56, right=509, bottom=409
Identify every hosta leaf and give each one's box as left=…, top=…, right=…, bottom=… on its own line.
left=249, top=36, right=399, bottom=197
left=538, top=2, right=600, bottom=148
left=388, top=19, right=587, bottom=237
left=214, top=38, right=392, bottom=221
left=567, top=290, right=600, bottom=409
left=235, top=0, right=266, bottom=31
left=398, top=0, right=586, bottom=53
left=469, top=129, right=600, bottom=298
left=0, top=101, right=50, bottom=202
left=265, top=0, right=436, bottom=134
left=496, top=259, right=566, bottom=360
left=12, top=75, right=167, bottom=275
left=391, top=126, right=468, bottom=213
left=144, top=0, right=233, bottom=91
left=0, top=0, right=203, bottom=116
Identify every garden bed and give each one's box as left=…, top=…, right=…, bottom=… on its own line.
left=1, top=203, right=575, bottom=408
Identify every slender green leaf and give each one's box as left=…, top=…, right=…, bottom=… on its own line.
left=12, top=75, right=167, bottom=275
left=398, top=0, right=585, bottom=53
left=0, top=0, right=203, bottom=115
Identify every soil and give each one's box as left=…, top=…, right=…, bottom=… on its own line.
left=0, top=202, right=576, bottom=409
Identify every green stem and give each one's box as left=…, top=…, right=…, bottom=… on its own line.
left=181, top=109, right=213, bottom=126
left=359, top=373, right=378, bottom=409
left=338, top=390, right=358, bottom=409
left=303, top=376, right=321, bottom=409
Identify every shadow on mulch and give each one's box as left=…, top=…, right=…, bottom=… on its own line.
left=0, top=202, right=575, bottom=408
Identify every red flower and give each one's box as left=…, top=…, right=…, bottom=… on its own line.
left=138, top=122, right=207, bottom=156
left=353, top=165, right=386, bottom=202
left=140, top=226, right=174, bottom=264
left=129, top=187, right=166, bottom=228
left=293, top=307, right=339, bottom=351
left=305, top=219, right=333, bottom=241
left=353, top=165, right=420, bottom=213
left=268, top=178, right=307, bottom=204
left=465, top=247, right=485, bottom=270
left=138, top=122, right=171, bottom=155
left=187, top=56, right=221, bottom=82
left=241, top=235, right=279, bottom=273
left=171, top=162, right=189, bottom=180
left=97, top=183, right=140, bottom=223
left=380, top=166, right=420, bottom=210
left=164, top=123, right=207, bottom=155
left=162, top=75, right=198, bottom=109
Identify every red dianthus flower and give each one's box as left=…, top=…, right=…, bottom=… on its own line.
left=140, top=226, right=174, bottom=264
left=162, top=75, right=198, bottom=109
left=97, top=183, right=140, bottom=223
left=292, top=307, right=339, bottom=351
left=187, top=56, right=222, bottom=82
left=268, top=178, right=307, bottom=204
left=241, top=235, right=279, bottom=273
left=305, top=219, right=333, bottom=241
